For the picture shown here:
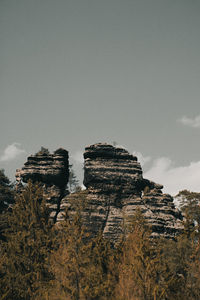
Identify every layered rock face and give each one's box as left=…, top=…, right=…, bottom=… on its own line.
left=81, top=143, right=183, bottom=242
left=15, top=148, right=69, bottom=222
left=16, top=143, right=183, bottom=242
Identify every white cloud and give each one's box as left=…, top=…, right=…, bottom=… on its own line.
left=115, top=143, right=126, bottom=149
left=0, top=143, right=26, bottom=162
left=178, top=115, right=200, bottom=128
left=144, top=157, right=200, bottom=196
left=132, top=151, right=151, bottom=166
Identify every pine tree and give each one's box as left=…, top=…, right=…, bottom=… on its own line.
left=47, top=190, right=116, bottom=300
left=175, top=190, right=200, bottom=228
left=0, top=169, right=14, bottom=213
left=0, top=169, right=14, bottom=241
left=35, top=146, right=50, bottom=156
left=115, top=210, right=173, bottom=300
left=187, top=237, right=200, bottom=299
left=0, top=181, right=54, bottom=300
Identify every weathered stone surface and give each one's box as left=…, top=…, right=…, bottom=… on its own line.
left=16, top=143, right=183, bottom=242
left=17, top=148, right=68, bottom=187
left=143, top=189, right=183, bottom=238
left=15, top=148, right=69, bottom=222
left=79, top=143, right=183, bottom=242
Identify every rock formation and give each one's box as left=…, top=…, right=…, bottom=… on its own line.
left=80, top=143, right=182, bottom=242
left=16, top=143, right=183, bottom=242
left=15, top=148, right=69, bottom=222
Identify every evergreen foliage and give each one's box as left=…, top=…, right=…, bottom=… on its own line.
left=175, top=190, right=200, bottom=228
left=1, top=185, right=200, bottom=299
left=46, top=191, right=116, bottom=300
left=0, top=169, right=14, bottom=241
left=0, top=181, right=54, bottom=300
left=0, top=169, right=14, bottom=213
left=35, top=146, right=50, bottom=156
left=116, top=210, right=172, bottom=300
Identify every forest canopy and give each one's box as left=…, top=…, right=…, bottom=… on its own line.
left=0, top=181, right=200, bottom=299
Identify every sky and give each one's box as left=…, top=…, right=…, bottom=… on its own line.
left=0, top=0, right=200, bottom=195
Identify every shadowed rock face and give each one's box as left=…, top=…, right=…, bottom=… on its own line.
left=80, top=143, right=183, bottom=243
left=15, top=148, right=69, bottom=222
left=17, top=148, right=69, bottom=188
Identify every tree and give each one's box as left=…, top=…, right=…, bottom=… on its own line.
left=115, top=210, right=175, bottom=300
left=155, top=189, right=200, bottom=300
left=0, top=169, right=14, bottom=241
left=0, top=181, right=54, bottom=300
left=35, top=146, right=50, bottom=156
left=158, top=230, right=200, bottom=300
left=0, top=169, right=14, bottom=213
left=175, top=190, right=200, bottom=230
left=172, top=190, right=200, bottom=299
left=68, top=164, right=80, bottom=193
left=46, top=190, right=116, bottom=300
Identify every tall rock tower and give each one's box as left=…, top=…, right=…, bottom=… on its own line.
left=15, top=148, right=69, bottom=222
left=82, top=143, right=183, bottom=243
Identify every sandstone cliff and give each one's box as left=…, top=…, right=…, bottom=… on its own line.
left=57, top=143, right=183, bottom=243
left=15, top=148, right=69, bottom=222
left=16, top=143, right=183, bottom=242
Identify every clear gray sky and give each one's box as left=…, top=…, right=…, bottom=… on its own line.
left=1, top=0, right=200, bottom=195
